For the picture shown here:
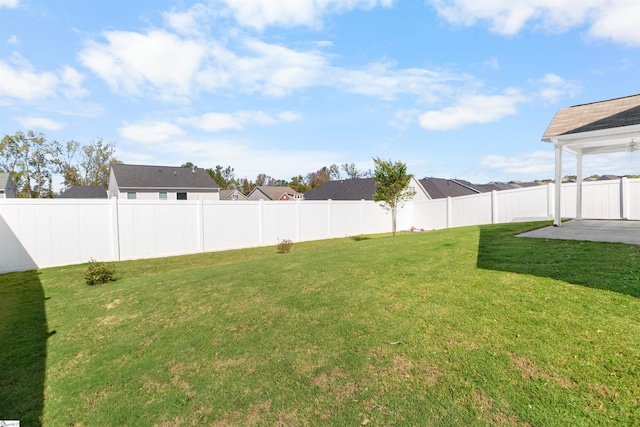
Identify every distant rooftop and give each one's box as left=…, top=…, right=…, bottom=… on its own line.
left=59, top=186, right=108, bottom=199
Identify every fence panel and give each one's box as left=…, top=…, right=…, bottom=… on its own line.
left=495, top=185, right=551, bottom=223
left=581, top=180, right=622, bottom=219
left=411, top=199, right=448, bottom=230
left=202, top=201, right=261, bottom=251
left=0, top=199, right=112, bottom=272
left=117, top=200, right=199, bottom=261
left=260, top=201, right=298, bottom=245
left=450, top=193, right=493, bottom=227
left=2, top=179, right=638, bottom=274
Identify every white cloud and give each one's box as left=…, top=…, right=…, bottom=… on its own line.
left=219, top=0, right=394, bottom=30
left=180, top=110, right=301, bottom=132
left=0, top=0, right=19, bottom=8
left=430, top=0, right=640, bottom=46
left=7, top=35, right=19, bottom=45
left=480, top=151, right=556, bottom=177
left=16, top=117, right=65, bottom=131
left=79, top=28, right=331, bottom=100
left=118, top=120, right=185, bottom=144
left=59, top=66, right=89, bottom=98
left=338, top=61, right=462, bottom=102
left=0, top=54, right=88, bottom=102
left=78, top=30, right=207, bottom=101
left=419, top=88, right=527, bottom=130
left=389, top=109, right=419, bottom=130
left=532, top=73, right=581, bottom=103
left=0, top=56, right=58, bottom=101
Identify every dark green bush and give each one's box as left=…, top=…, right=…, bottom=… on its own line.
left=84, top=258, right=117, bottom=286
left=276, top=239, right=294, bottom=254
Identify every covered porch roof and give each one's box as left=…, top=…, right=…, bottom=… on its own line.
left=541, top=94, right=640, bottom=225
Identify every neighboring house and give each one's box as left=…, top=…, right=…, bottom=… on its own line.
left=304, top=177, right=430, bottom=202
left=247, top=186, right=304, bottom=201
left=108, top=164, right=220, bottom=200
left=419, top=178, right=480, bottom=199
left=0, top=172, right=17, bottom=198
left=219, top=189, right=249, bottom=201
left=419, top=177, right=543, bottom=199
left=58, top=186, right=108, bottom=199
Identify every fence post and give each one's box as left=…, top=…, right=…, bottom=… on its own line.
left=446, top=197, right=452, bottom=228
left=110, top=197, right=120, bottom=262
left=296, top=199, right=301, bottom=242
left=621, top=177, right=629, bottom=219
left=327, top=199, right=332, bottom=238
left=361, top=199, right=365, bottom=235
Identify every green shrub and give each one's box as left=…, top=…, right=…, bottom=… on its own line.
left=276, top=239, right=294, bottom=254
left=84, top=258, right=117, bottom=286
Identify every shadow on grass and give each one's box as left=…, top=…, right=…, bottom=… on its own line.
left=351, top=236, right=371, bottom=241
left=477, top=222, right=640, bottom=298
left=0, top=269, right=49, bottom=426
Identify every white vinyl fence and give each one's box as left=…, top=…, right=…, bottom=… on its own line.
left=1, top=178, right=638, bottom=274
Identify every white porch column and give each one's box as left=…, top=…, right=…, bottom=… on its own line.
left=554, top=143, right=563, bottom=226
left=576, top=153, right=583, bottom=221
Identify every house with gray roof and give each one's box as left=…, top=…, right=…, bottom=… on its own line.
left=220, top=189, right=249, bottom=201
left=0, top=172, right=17, bottom=198
left=304, top=177, right=430, bottom=201
left=108, top=164, right=220, bottom=200
left=247, top=186, right=304, bottom=201
left=59, top=186, right=108, bottom=199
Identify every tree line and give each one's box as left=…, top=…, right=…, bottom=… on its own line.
left=184, top=162, right=372, bottom=195
left=0, top=130, right=119, bottom=198
left=1, top=131, right=411, bottom=210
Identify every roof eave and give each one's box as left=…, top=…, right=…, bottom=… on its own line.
left=542, top=123, right=640, bottom=155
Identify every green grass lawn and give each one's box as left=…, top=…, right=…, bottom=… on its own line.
left=2, top=221, right=639, bottom=426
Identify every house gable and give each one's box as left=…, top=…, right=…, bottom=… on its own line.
left=109, top=164, right=220, bottom=200
left=0, top=173, right=17, bottom=198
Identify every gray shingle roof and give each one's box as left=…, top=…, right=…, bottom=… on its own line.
left=419, top=178, right=479, bottom=199
left=111, top=164, right=219, bottom=190
left=59, top=186, right=108, bottom=199
left=543, top=94, right=640, bottom=138
left=304, top=178, right=377, bottom=200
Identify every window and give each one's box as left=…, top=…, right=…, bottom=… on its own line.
left=177, top=192, right=187, bottom=200
left=127, top=192, right=137, bottom=200
left=159, top=192, right=167, bottom=200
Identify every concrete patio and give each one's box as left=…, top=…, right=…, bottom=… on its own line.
left=517, top=220, right=640, bottom=245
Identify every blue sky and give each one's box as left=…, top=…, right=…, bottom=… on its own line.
left=1, top=0, right=638, bottom=187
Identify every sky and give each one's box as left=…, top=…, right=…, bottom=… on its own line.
left=1, top=0, right=639, bottom=189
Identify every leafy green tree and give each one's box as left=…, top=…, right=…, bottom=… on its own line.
left=289, top=175, right=308, bottom=193
left=255, top=173, right=277, bottom=186
left=236, top=177, right=256, bottom=195
left=341, top=162, right=364, bottom=179
left=206, top=165, right=236, bottom=190
left=80, top=139, right=119, bottom=189
left=372, top=157, right=416, bottom=236
left=1, top=130, right=57, bottom=197
left=306, top=168, right=331, bottom=190
left=327, top=164, right=341, bottom=180
left=55, top=138, right=119, bottom=190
